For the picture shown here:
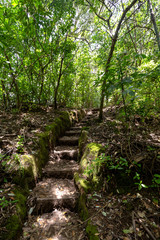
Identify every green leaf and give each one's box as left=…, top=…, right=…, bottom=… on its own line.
left=154, top=174, right=160, bottom=178
left=129, top=91, right=135, bottom=97
left=141, top=184, right=148, bottom=188
left=154, top=179, right=160, bottom=184
left=123, top=228, right=133, bottom=234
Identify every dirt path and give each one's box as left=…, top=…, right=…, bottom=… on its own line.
left=19, top=113, right=96, bottom=240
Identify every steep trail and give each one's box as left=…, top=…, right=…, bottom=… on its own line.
left=20, top=111, right=97, bottom=240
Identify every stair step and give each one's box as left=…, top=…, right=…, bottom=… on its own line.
left=70, top=126, right=82, bottom=131
left=65, top=130, right=81, bottom=136
left=43, top=159, right=80, bottom=178
left=21, top=209, right=86, bottom=240
left=92, top=108, right=99, bottom=112
left=81, top=120, right=88, bottom=123
left=54, top=146, right=78, bottom=160
left=59, top=136, right=79, bottom=146
left=31, top=178, right=79, bottom=213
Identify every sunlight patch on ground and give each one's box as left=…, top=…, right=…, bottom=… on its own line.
left=149, top=133, right=160, bottom=142
left=36, top=209, right=68, bottom=227
left=53, top=186, right=71, bottom=199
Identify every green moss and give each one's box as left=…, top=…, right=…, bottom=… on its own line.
left=78, top=193, right=89, bottom=220
left=86, top=221, right=99, bottom=240
left=80, top=142, right=104, bottom=190
left=74, top=172, right=91, bottom=192
left=37, top=131, right=50, bottom=167
left=4, top=188, right=27, bottom=240
left=78, top=130, right=88, bottom=160
left=87, top=143, right=102, bottom=152
left=12, top=154, right=38, bottom=189
left=14, top=188, right=27, bottom=219
left=5, top=215, right=21, bottom=240
left=82, top=126, right=90, bottom=131
left=59, top=111, right=72, bottom=129
left=20, top=155, right=38, bottom=178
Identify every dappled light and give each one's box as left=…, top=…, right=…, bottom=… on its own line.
left=0, top=0, right=160, bottom=239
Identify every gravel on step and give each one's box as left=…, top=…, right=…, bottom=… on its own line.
left=43, top=159, right=80, bottom=178
left=54, top=146, right=78, bottom=160
left=65, top=130, right=81, bottom=136
left=20, top=208, right=87, bottom=240
left=70, top=126, right=82, bottom=131
left=29, top=178, right=79, bottom=213
left=58, top=136, right=79, bottom=146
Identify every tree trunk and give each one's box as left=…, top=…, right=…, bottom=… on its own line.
left=99, top=0, right=138, bottom=120
left=5, top=53, right=21, bottom=109
left=38, top=68, right=44, bottom=104
left=1, top=80, right=7, bottom=109
left=54, top=56, right=64, bottom=109
left=148, top=0, right=160, bottom=52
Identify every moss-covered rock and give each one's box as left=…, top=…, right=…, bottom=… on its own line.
left=75, top=173, right=99, bottom=240
left=3, top=187, right=27, bottom=240
left=74, top=172, right=91, bottom=192
left=5, top=215, right=21, bottom=240
left=78, top=130, right=88, bottom=160
left=80, top=143, right=104, bottom=189
left=12, top=154, right=38, bottom=189
left=75, top=141, right=103, bottom=240
left=77, top=192, right=89, bottom=220
left=86, top=221, right=99, bottom=240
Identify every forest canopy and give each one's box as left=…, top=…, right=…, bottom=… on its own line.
left=0, top=0, right=160, bottom=119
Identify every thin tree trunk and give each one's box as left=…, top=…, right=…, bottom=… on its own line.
left=38, top=68, right=44, bottom=104
left=54, top=56, right=64, bottom=109
left=5, top=53, right=21, bottom=109
left=148, top=0, right=160, bottom=52
left=119, top=64, right=128, bottom=122
left=1, top=80, right=7, bottom=109
left=99, top=0, right=138, bottom=120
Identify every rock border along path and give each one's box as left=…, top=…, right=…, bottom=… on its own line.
left=20, top=111, right=97, bottom=240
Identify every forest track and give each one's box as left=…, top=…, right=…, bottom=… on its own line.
left=20, top=110, right=99, bottom=240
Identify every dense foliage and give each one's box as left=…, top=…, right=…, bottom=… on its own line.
left=0, top=0, right=160, bottom=118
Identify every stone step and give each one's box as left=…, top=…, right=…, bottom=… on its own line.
left=59, top=136, right=79, bottom=146
left=30, top=178, right=79, bottom=214
left=75, top=123, right=86, bottom=127
left=54, top=146, right=78, bottom=160
left=92, top=108, right=99, bottom=112
left=70, top=126, right=82, bottom=131
left=81, top=120, right=89, bottom=123
left=43, top=159, right=80, bottom=178
left=21, top=209, right=86, bottom=240
left=65, top=130, right=81, bottom=136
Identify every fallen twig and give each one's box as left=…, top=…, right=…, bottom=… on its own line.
left=132, top=211, right=137, bottom=240
left=68, top=201, right=109, bottom=229
left=134, top=211, right=156, bottom=240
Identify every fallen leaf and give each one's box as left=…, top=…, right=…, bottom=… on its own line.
left=137, top=211, right=145, bottom=218
left=106, top=235, right=113, bottom=240
left=102, top=211, right=107, bottom=216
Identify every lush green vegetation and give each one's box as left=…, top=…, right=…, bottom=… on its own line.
left=0, top=0, right=160, bottom=119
